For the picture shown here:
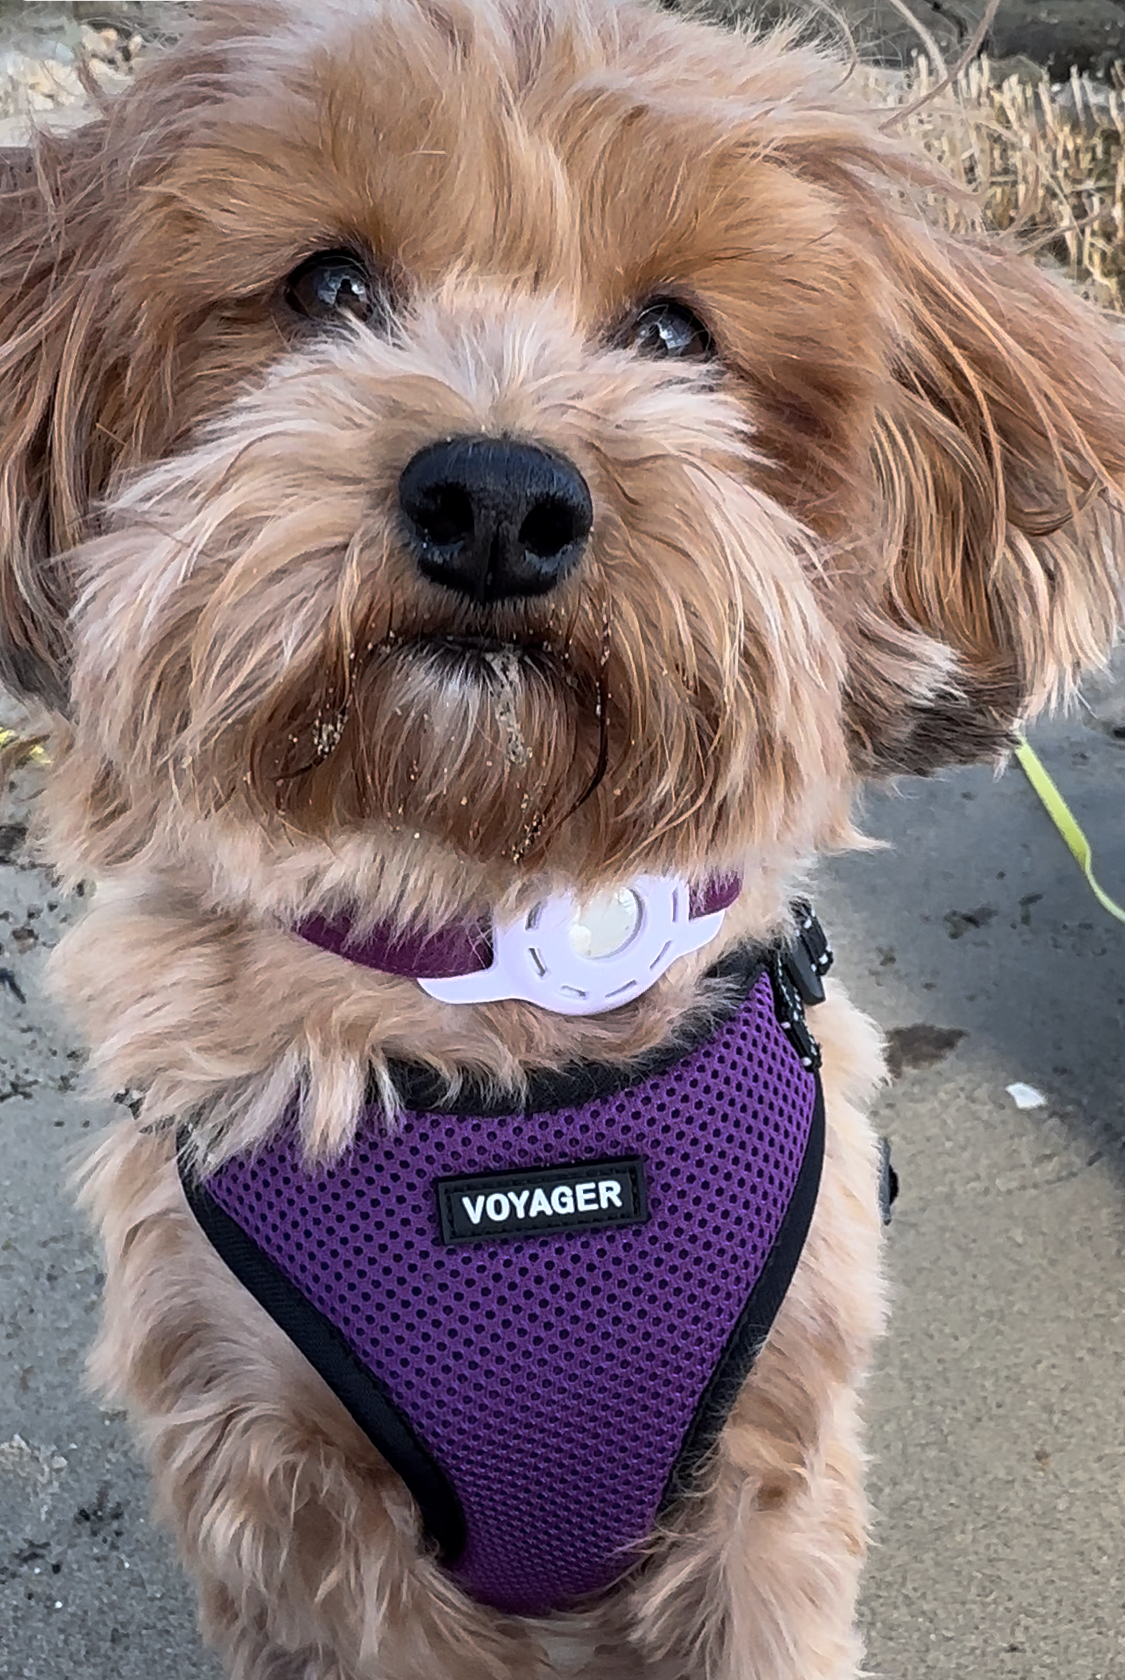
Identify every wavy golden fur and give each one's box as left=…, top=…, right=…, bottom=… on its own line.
left=1, top=0, right=1123, bottom=1675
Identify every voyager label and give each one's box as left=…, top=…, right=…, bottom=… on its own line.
left=435, top=1156, right=648, bottom=1244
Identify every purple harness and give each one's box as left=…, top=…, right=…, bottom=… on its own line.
left=181, top=918, right=829, bottom=1618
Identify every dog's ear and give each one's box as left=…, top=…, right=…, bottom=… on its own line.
left=0, top=121, right=135, bottom=711
left=848, top=223, right=1125, bottom=773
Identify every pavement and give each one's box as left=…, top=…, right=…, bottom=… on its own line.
left=821, top=704, right=1125, bottom=1680
left=0, top=683, right=1122, bottom=1680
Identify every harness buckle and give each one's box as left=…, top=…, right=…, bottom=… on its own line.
left=769, top=903, right=832, bottom=1073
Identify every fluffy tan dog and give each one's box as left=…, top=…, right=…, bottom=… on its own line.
left=2, top=2, right=1124, bottom=1676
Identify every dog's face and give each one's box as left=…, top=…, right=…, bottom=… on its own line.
left=3, top=0, right=1124, bottom=911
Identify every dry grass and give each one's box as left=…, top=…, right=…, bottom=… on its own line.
left=672, top=0, right=1125, bottom=311
left=865, top=54, right=1125, bottom=311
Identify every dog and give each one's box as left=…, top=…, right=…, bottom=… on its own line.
left=2, top=2, right=1124, bottom=1675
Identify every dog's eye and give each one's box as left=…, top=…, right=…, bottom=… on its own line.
left=622, top=299, right=712, bottom=361
left=284, top=251, right=380, bottom=324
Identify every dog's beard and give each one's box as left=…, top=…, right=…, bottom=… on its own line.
left=252, top=626, right=608, bottom=866
left=71, top=501, right=848, bottom=880
left=229, top=575, right=830, bottom=877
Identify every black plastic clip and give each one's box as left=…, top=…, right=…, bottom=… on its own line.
left=878, top=1136, right=899, bottom=1226
left=787, top=900, right=833, bottom=1005
left=768, top=903, right=833, bottom=1074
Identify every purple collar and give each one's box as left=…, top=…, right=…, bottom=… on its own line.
left=296, top=873, right=742, bottom=980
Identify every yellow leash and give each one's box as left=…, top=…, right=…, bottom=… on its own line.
left=1014, top=737, right=1125, bottom=925
left=0, top=727, right=47, bottom=764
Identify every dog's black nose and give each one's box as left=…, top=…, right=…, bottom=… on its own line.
left=398, top=438, right=592, bottom=602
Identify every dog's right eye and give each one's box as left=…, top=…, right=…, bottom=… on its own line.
left=284, top=251, right=380, bottom=325
left=618, top=299, right=713, bottom=362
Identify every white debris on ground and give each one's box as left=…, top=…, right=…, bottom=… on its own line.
left=1006, top=1081, right=1049, bottom=1110
left=0, top=1434, right=68, bottom=1525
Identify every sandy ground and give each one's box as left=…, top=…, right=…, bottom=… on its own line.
left=0, top=688, right=1123, bottom=1680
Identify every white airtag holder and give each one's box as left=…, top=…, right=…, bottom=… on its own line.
left=418, top=875, right=729, bottom=1017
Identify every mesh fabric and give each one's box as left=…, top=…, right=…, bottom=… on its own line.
left=201, top=969, right=816, bottom=1616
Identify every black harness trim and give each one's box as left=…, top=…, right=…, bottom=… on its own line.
left=660, top=1078, right=825, bottom=1510
left=179, top=1163, right=469, bottom=1562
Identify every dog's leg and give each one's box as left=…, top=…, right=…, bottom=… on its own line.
left=79, top=1123, right=546, bottom=1680
left=689, top=1391, right=870, bottom=1680
left=625, top=991, right=887, bottom=1680
left=625, top=1321, right=873, bottom=1680
left=579, top=1386, right=869, bottom=1680
left=196, top=1579, right=358, bottom=1680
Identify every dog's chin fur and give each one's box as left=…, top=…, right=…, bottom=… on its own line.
left=1, top=0, right=1124, bottom=1674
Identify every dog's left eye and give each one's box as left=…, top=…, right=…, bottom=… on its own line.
left=284, top=251, right=380, bottom=324
left=621, top=299, right=713, bottom=361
